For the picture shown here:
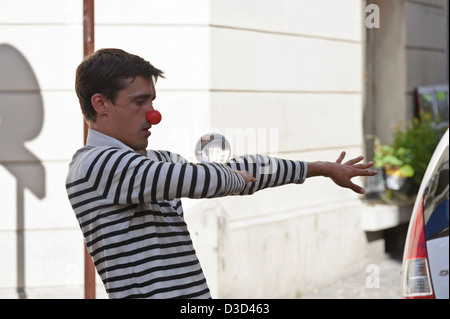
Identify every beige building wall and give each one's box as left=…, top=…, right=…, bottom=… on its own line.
left=0, top=0, right=85, bottom=298
left=405, top=0, right=449, bottom=116
left=365, top=0, right=449, bottom=145
left=188, top=0, right=369, bottom=298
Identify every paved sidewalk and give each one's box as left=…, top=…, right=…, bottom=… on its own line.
left=302, top=257, right=402, bottom=299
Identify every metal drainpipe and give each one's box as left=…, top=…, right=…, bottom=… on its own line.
left=83, top=0, right=96, bottom=299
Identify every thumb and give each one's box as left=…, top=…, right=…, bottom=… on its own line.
left=351, top=183, right=365, bottom=194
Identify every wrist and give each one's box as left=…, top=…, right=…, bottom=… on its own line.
left=306, top=161, right=333, bottom=178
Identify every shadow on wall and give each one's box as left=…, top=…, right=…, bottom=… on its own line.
left=0, top=44, right=46, bottom=298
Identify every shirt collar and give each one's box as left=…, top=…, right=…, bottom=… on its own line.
left=86, top=129, right=134, bottom=151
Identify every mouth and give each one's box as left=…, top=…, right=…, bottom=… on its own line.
left=141, top=123, right=152, bottom=136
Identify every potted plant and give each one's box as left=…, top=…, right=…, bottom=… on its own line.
left=373, top=141, right=415, bottom=195
left=373, top=112, right=446, bottom=199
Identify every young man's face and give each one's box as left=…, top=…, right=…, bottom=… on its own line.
left=107, top=76, right=156, bottom=151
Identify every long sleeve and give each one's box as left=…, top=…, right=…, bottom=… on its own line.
left=65, top=146, right=226, bottom=299
left=226, top=154, right=307, bottom=195
left=65, top=145, right=307, bottom=299
left=66, top=147, right=246, bottom=207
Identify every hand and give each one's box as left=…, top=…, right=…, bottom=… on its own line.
left=234, top=169, right=257, bottom=184
left=331, top=151, right=378, bottom=194
left=307, top=151, right=378, bottom=194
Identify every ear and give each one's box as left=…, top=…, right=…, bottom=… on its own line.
left=91, top=93, right=109, bottom=116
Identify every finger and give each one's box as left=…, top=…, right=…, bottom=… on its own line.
left=246, top=171, right=257, bottom=183
left=348, top=169, right=378, bottom=178
left=359, top=169, right=378, bottom=176
left=336, top=177, right=366, bottom=194
left=352, top=161, right=376, bottom=169
left=354, top=186, right=366, bottom=194
left=239, top=170, right=257, bottom=183
left=348, top=181, right=366, bottom=194
left=344, top=155, right=364, bottom=166
left=335, top=151, right=346, bottom=164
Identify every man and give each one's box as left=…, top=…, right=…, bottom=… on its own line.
left=66, top=48, right=377, bottom=299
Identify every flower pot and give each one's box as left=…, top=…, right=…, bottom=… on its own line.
left=385, top=168, right=418, bottom=196
left=364, top=168, right=386, bottom=199
left=385, top=169, right=406, bottom=191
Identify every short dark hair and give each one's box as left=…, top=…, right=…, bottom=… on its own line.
left=75, top=48, right=164, bottom=122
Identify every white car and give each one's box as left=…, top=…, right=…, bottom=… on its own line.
left=402, top=129, right=449, bottom=299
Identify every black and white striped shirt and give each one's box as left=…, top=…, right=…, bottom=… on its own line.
left=66, top=129, right=307, bottom=299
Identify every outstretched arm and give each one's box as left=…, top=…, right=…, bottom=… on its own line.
left=306, top=151, right=378, bottom=194
left=228, top=151, right=376, bottom=195
left=227, top=155, right=307, bottom=195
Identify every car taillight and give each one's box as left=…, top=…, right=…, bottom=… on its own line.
left=402, top=197, right=435, bottom=299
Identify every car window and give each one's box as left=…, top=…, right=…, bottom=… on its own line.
left=424, top=148, right=449, bottom=240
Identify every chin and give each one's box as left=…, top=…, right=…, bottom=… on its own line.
left=127, top=140, right=148, bottom=152
left=137, top=141, right=149, bottom=151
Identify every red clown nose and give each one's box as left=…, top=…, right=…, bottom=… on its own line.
left=146, top=110, right=162, bottom=125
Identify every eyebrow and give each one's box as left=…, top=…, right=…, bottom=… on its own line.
left=131, top=93, right=156, bottom=100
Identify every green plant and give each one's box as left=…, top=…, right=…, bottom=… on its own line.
left=373, top=143, right=415, bottom=177
left=374, top=112, right=446, bottom=187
